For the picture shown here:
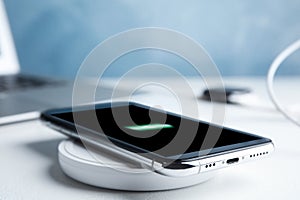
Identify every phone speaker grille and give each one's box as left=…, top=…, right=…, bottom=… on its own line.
left=250, top=151, right=269, bottom=158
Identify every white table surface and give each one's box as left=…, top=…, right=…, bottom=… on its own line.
left=1, top=77, right=300, bottom=200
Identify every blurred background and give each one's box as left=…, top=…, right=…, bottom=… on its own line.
left=3, top=0, right=300, bottom=78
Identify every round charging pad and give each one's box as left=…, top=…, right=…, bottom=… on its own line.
left=58, top=139, right=216, bottom=191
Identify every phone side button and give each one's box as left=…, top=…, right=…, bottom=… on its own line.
left=60, top=129, right=76, bottom=137
left=46, top=122, right=74, bottom=138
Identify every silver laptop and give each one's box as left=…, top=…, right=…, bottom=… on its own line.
left=0, top=1, right=115, bottom=125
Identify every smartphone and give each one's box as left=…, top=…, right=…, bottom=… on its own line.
left=41, top=102, right=274, bottom=177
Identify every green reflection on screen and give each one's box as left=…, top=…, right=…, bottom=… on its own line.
left=125, top=123, right=174, bottom=131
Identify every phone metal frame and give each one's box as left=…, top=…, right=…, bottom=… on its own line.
left=41, top=102, right=274, bottom=177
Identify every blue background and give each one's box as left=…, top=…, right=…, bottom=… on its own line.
left=4, top=0, right=300, bottom=78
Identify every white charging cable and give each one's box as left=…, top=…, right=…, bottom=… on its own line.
left=267, top=39, right=300, bottom=127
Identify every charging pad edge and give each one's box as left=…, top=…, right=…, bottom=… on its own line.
left=58, top=139, right=216, bottom=191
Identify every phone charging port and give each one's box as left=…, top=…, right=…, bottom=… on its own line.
left=226, top=158, right=239, bottom=164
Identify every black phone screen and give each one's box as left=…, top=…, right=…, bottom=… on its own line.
left=45, top=103, right=270, bottom=160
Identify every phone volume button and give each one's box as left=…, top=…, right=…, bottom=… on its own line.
left=47, top=123, right=73, bottom=137
left=60, top=129, right=73, bottom=137
left=47, top=123, right=60, bottom=131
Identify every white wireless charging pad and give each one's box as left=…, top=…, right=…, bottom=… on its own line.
left=58, top=139, right=216, bottom=191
